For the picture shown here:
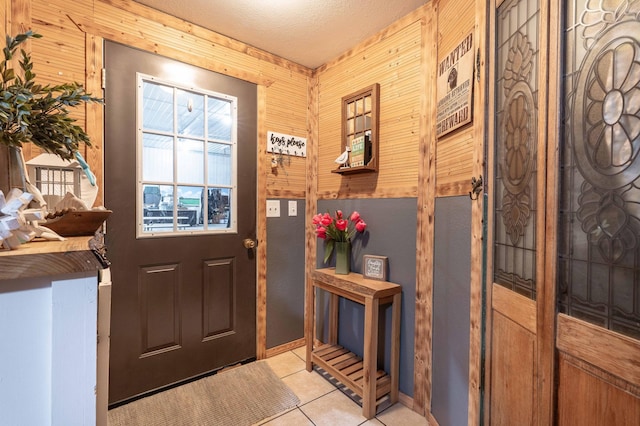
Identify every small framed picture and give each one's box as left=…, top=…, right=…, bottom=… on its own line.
left=363, top=255, right=388, bottom=281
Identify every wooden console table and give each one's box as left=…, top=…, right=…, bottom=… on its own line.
left=306, top=268, right=402, bottom=419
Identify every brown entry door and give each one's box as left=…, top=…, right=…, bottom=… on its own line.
left=104, top=41, right=257, bottom=405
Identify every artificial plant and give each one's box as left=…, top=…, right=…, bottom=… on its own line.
left=0, top=30, right=103, bottom=160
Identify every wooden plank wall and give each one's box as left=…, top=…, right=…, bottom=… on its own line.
left=314, top=9, right=425, bottom=200
left=1, top=0, right=7, bottom=37
left=435, top=0, right=476, bottom=198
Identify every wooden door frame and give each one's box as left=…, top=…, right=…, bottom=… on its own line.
left=539, top=0, right=560, bottom=423
left=255, top=84, right=269, bottom=359
left=482, top=0, right=496, bottom=423
left=469, top=0, right=488, bottom=424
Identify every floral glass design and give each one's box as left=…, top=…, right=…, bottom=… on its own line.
left=493, top=0, right=540, bottom=300
left=559, top=0, right=640, bottom=339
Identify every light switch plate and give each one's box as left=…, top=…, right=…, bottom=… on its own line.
left=288, top=200, right=297, bottom=216
left=266, top=199, right=280, bottom=217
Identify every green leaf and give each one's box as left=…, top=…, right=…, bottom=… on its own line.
left=2, top=68, right=13, bottom=81
left=323, top=240, right=334, bottom=264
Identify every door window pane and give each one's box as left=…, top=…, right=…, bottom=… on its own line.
left=142, top=82, right=173, bottom=133
left=138, top=74, right=237, bottom=237
left=208, top=142, right=232, bottom=186
left=178, top=138, right=204, bottom=184
left=177, top=89, right=204, bottom=137
left=177, top=185, right=202, bottom=229
left=142, top=184, right=174, bottom=233
left=208, top=98, right=232, bottom=141
left=142, top=133, right=173, bottom=182
left=204, top=187, right=232, bottom=229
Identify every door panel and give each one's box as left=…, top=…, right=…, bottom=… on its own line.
left=490, top=282, right=537, bottom=424
left=488, top=285, right=538, bottom=425
left=105, top=41, right=257, bottom=405
left=490, top=309, right=535, bottom=426
left=139, top=263, right=181, bottom=355
left=558, top=352, right=640, bottom=424
left=492, top=283, right=536, bottom=334
left=203, top=258, right=235, bottom=338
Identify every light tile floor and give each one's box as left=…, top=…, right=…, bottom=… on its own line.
left=256, top=347, right=429, bottom=426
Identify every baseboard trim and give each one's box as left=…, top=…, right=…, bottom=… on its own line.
left=398, top=391, right=413, bottom=409
left=265, top=338, right=305, bottom=358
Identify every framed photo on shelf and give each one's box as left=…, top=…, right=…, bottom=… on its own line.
left=363, top=255, right=388, bottom=281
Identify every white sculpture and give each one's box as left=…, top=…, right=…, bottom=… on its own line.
left=334, top=145, right=351, bottom=165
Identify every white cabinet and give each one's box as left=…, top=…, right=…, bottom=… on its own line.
left=0, top=237, right=104, bottom=426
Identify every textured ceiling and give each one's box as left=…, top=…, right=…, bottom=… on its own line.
left=133, top=0, right=427, bottom=69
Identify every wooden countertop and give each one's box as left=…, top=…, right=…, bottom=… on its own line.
left=0, top=236, right=104, bottom=281
left=311, top=268, right=401, bottom=303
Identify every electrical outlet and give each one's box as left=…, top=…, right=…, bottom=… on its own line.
left=288, top=200, right=297, bottom=216
left=266, top=199, right=280, bottom=217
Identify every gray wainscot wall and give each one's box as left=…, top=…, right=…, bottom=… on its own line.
left=432, top=196, right=471, bottom=425
left=266, top=198, right=306, bottom=348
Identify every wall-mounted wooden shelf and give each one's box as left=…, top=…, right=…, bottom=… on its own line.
left=331, top=163, right=378, bottom=175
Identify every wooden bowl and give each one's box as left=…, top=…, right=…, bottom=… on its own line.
left=42, top=210, right=112, bottom=237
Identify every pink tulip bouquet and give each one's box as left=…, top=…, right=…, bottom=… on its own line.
left=312, top=210, right=367, bottom=263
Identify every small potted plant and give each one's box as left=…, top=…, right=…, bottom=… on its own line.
left=0, top=30, right=103, bottom=198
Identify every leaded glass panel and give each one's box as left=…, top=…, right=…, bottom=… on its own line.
left=493, top=0, right=540, bottom=300
left=559, top=0, right=640, bottom=339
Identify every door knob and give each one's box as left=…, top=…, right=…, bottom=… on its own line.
left=243, top=238, right=256, bottom=249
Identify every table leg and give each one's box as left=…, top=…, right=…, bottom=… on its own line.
left=390, top=292, right=401, bottom=403
left=328, top=293, right=339, bottom=345
left=305, top=284, right=314, bottom=372
left=362, top=297, right=379, bottom=419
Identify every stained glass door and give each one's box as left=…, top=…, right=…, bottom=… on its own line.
left=485, top=0, right=640, bottom=423
left=485, top=0, right=549, bottom=423
left=554, top=0, right=640, bottom=422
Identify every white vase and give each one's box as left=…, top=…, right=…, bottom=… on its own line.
left=1, top=144, right=46, bottom=208
left=0, top=144, right=26, bottom=194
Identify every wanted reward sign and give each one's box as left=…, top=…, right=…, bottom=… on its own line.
left=436, top=32, right=474, bottom=138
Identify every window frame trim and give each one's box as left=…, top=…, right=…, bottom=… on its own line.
left=135, top=72, right=239, bottom=238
